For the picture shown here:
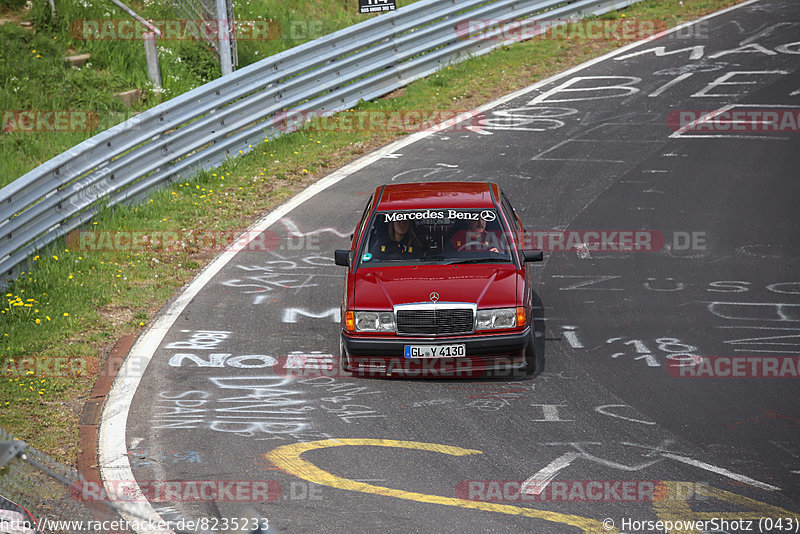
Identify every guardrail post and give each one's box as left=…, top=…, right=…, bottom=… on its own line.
left=216, top=0, right=234, bottom=76
left=143, top=32, right=162, bottom=89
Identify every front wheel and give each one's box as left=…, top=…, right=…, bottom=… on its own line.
left=523, top=330, right=536, bottom=375
left=338, top=335, right=352, bottom=376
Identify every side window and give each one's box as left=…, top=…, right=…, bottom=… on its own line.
left=499, top=193, right=523, bottom=255
left=353, top=194, right=374, bottom=248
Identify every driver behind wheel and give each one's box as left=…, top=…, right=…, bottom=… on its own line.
left=454, top=217, right=500, bottom=253
left=371, top=219, right=425, bottom=260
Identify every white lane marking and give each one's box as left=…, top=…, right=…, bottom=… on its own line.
left=283, top=353, right=335, bottom=370
left=521, top=452, right=581, bottom=495
left=740, top=22, right=795, bottom=45
left=733, top=349, right=800, bottom=353
left=671, top=103, right=799, bottom=141
left=648, top=72, right=693, bottom=97
left=280, top=218, right=350, bottom=238
left=594, top=404, right=656, bottom=425
left=532, top=138, right=625, bottom=163
left=99, top=1, right=769, bottom=530
left=436, top=163, right=458, bottom=168
left=661, top=453, right=780, bottom=491
left=465, top=125, right=492, bottom=135
left=562, top=326, right=584, bottom=348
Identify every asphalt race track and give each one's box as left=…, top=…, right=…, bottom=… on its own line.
left=100, top=1, right=800, bottom=532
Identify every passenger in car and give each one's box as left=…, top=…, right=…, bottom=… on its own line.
left=371, top=219, right=425, bottom=259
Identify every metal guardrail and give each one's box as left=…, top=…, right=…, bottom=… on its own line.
left=0, top=427, right=129, bottom=533
left=0, top=0, right=640, bottom=288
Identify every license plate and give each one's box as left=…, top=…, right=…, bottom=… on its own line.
left=404, top=344, right=466, bottom=358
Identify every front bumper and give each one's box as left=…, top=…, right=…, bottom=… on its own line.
left=341, top=328, right=529, bottom=377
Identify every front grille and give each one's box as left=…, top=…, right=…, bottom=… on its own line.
left=396, top=307, right=474, bottom=336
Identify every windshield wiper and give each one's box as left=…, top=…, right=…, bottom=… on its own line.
left=444, top=257, right=510, bottom=265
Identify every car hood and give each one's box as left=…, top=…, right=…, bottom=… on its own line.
left=353, top=264, right=519, bottom=309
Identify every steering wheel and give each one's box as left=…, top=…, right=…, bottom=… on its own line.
left=457, top=241, right=498, bottom=252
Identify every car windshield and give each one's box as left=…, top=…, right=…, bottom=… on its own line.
left=358, top=208, right=515, bottom=266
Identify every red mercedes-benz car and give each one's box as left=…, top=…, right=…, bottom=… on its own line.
left=334, top=182, right=543, bottom=377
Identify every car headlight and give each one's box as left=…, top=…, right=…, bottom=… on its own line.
left=476, top=308, right=517, bottom=330
left=354, top=311, right=396, bottom=332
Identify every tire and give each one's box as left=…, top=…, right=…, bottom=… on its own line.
left=523, top=329, right=536, bottom=375
left=338, top=335, right=352, bottom=376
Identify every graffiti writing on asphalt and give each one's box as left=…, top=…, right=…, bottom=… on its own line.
left=220, top=254, right=337, bottom=304
left=154, top=331, right=387, bottom=438
left=521, top=440, right=779, bottom=495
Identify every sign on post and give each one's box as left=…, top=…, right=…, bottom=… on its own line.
left=359, top=0, right=396, bottom=14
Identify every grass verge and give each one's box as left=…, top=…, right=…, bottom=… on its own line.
left=1, top=0, right=744, bottom=462
left=0, top=0, right=419, bottom=187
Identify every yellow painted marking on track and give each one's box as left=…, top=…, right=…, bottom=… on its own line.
left=265, top=438, right=615, bottom=533
left=653, top=481, right=798, bottom=533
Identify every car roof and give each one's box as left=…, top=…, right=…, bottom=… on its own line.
left=374, top=182, right=499, bottom=210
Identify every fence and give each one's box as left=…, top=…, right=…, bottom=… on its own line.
left=0, top=0, right=641, bottom=289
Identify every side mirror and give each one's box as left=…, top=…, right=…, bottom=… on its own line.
left=334, top=249, right=351, bottom=267
left=523, top=249, right=543, bottom=263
